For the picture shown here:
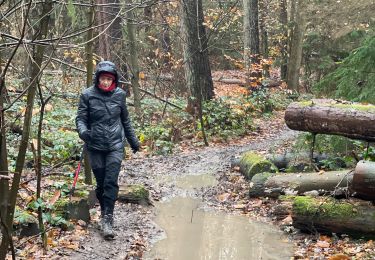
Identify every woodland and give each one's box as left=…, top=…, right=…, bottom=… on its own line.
left=0, top=0, right=374, bottom=259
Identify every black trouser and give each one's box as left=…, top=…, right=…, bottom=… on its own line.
left=87, top=148, right=124, bottom=216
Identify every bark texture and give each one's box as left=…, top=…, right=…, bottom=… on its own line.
left=180, top=0, right=214, bottom=108
left=351, top=160, right=375, bottom=200
left=286, top=0, right=306, bottom=91
left=279, top=0, right=288, bottom=80
left=84, top=0, right=95, bottom=185
left=249, top=170, right=352, bottom=198
left=285, top=99, right=375, bottom=141
left=126, top=0, right=141, bottom=114
left=243, top=0, right=260, bottom=68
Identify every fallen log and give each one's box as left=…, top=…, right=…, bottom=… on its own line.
left=239, top=151, right=278, bottom=180
left=350, top=160, right=375, bottom=200
left=249, top=170, right=352, bottom=198
left=291, top=196, right=375, bottom=237
left=285, top=99, right=375, bottom=141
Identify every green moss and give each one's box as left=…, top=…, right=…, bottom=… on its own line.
left=75, top=189, right=89, bottom=198
left=293, top=196, right=357, bottom=219
left=333, top=103, right=375, bottom=112
left=239, top=151, right=278, bottom=180
left=129, top=184, right=149, bottom=199
left=295, top=100, right=375, bottom=112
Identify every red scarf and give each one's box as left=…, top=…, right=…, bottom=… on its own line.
left=98, top=73, right=116, bottom=92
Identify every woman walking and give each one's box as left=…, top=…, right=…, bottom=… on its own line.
left=76, top=61, right=140, bottom=240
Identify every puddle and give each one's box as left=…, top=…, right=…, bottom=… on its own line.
left=145, top=197, right=293, bottom=260
left=155, top=174, right=218, bottom=190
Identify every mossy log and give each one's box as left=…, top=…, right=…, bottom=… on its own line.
left=285, top=99, right=375, bottom=141
left=351, top=160, right=375, bottom=200
left=55, top=197, right=91, bottom=223
left=249, top=170, right=353, bottom=198
left=291, top=196, right=375, bottom=237
left=118, top=184, right=150, bottom=205
left=239, top=151, right=277, bottom=180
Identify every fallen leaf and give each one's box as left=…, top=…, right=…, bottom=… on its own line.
left=48, top=190, right=61, bottom=206
left=316, top=240, right=330, bottom=248
left=328, top=254, right=350, bottom=260
left=280, top=215, right=293, bottom=225
left=217, top=193, right=230, bottom=202
left=234, top=204, right=246, bottom=209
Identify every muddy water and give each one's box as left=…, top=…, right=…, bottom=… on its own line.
left=155, top=173, right=218, bottom=190
left=145, top=175, right=293, bottom=260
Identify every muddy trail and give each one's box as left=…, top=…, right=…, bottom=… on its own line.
left=68, top=113, right=297, bottom=260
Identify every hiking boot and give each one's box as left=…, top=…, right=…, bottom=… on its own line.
left=98, top=213, right=105, bottom=231
left=102, top=214, right=115, bottom=240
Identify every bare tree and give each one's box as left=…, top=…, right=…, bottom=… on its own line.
left=287, top=0, right=306, bottom=91
left=125, top=0, right=142, bottom=115
left=0, top=1, right=54, bottom=257
left=243, top=0, right=260, bottom=77
left=84, top=0, right=95, bottom=185
left=180, top=0, right=214, bottom=110
left=279, top=0, right=288, bottom=80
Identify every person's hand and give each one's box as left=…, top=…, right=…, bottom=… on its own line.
left=81, top=130, right=91, bottom=142
left=132, top=146, right=140, bottom=154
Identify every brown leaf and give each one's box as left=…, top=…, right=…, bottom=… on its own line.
left=280, top=215, right=293, bottom=225
left=233, top=204, right=246, bottom=209
left=316, top=240, right=330, bottom=248
left=216, top=193, right=230, bottom=202
left=48, top=190, right=61, bottom=206
left=328, top=254, right=350, bottom=260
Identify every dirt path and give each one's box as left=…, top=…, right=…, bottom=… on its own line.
left=68, top=112, right=297, bottom=259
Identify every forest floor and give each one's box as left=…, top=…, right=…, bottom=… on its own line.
left=50, top=110, right=374, bottom=260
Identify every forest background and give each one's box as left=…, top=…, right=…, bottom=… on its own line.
left=0, top=0, right=374, bottom=258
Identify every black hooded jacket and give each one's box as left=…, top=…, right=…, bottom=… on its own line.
left=76, top=61, right=139, bottom=152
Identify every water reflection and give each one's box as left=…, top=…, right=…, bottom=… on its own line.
left=145, top=197, right=293, bottom=260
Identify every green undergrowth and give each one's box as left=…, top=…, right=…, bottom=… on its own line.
left=292, top=133, right=375, bottom=170
left=5, top=86, right=292, bottom=167
left=134, top=88, right=292, bottom=155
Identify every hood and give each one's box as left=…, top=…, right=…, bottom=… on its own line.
left=94, top=61, right=119, bottom=89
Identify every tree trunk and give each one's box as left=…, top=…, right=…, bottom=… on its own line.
left=279, top=0, right=288, bottom=80
left=259, top=0, right=269, bottom=78
left=249, top=170, right=353, bottom=198
left=291, top=196, right=375, bottom=237
left=0, top=43, right=10, bottom=260
left=1, top=1, right=53, bottom=256
left=285, top=99, right=375, bottom=141
left=161, top=5, right=172, bottom=70
left=180, top=0, right=214, bottom=110
left=97, top=0, right=111, bottom=60
left=243, top=0, right=261, bottom=80
left=84, top=1, right=95, bottom=185
left=286, top=0, right=305, bottom=91
left=126, top=0, right=142, bottom=115
left=33, top=91, right=52, bottom=250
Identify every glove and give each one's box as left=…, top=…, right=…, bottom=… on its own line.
left=80, top=130, right=91, bottom=142
left=132, top=145, right=140, bottom=154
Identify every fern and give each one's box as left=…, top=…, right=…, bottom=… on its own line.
left=314, top=36, right=375, bottom=103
